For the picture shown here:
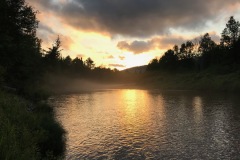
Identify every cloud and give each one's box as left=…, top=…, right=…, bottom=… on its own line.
left=108, top=64, right=126, bottom=68
left=152, top=36, right=188, bottom=49
left=76, top=54, right=85, bottom=58
left=207, top=32, right=221, bottom=43
left=107, top=55, right=114, bottom=59
left=117, top=36, right=188, bottom=53
left=29, top=0, right=240, bottom=37
left=116, top=33, right=222, bottom=53
left=60, top=35, right=74, bottom=50
left=119, top=56, right=125, bottom=60
left=36, top=22, right=73, bottom=50
left=117, top=40, right=153, bottom=54
left=38, top=23, right=55, bottom=34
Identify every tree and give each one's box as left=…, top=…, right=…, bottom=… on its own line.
left=173, top=45, right=179, bottom=54
left=180, top=43, right=187, bottom=55
left=0, top=0, right=42, bottom=89
left=0, top=0, right=38, bottom=38
left=179, top=41, right=194, bottom=59
left=61, top=55, right=72, bottom=69
left=147, top=58, right=159, bottom=70
left=72, top=57, right=84, bottom=72
left=185, top=41, right=194, bottom=55
left=159, top=49, right=178, bottom=69
left=85, top=57, right=95, bottom=70
left=44, top=36, right=62, bottom=67
left=220, top=16, right=240, bottom=48
left=198, top=33, right=216, bottom=53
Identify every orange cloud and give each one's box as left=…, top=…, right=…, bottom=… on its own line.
left=107, top=55, right=114, bottom=59
left=119, top=56, right=125, bottom=60
left=108, top=64, right=126, bottom=68
left=117, top=41, right=153, bottom=54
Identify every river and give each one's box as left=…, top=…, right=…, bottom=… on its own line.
left=49, top=89, right=240, bottom=159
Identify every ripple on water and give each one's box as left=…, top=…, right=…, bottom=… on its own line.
left=50, top=90, right=240, bottom=159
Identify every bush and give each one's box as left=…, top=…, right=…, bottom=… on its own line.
left=0, top=91, right=65, bottom=160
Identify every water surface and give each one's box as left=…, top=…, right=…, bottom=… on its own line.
left=50, top=89, right=240, bottom=159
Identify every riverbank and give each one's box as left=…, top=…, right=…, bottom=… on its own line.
left=0, top=90, right=65, bottom=160
left=137, top=70, right=240, bottom=92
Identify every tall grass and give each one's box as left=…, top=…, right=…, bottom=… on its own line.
left=139, top=69, right=240, bottom=92
left=0, top=91, right=65, bottom=160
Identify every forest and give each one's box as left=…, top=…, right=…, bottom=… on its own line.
left=144, top=16, right=240, bottom=91
left=147, top=16, right=240, bottom=73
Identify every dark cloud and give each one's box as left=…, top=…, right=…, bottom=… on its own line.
left=151, top=36, right=186, bottom=49
left=38, top=23, right=55, bottom=34
left=30, top=0, right=239, bottom=37
left=36, top=23, right=73, bottom=50
left=108, top=64, right=126, bottom=68
left=117, top=36, right=187, bottom=53
left=117, top=40, right=153, bottom=54
left=117, top=33, right=222, bottom=53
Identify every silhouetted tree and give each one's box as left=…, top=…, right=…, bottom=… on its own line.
left=0, top=0, right=42, bottom=89
left=221, top=16, right=240, bottom=48
left=173, top=45, right=179, bottom=55
left=44, top=36, right=62, bottom=67
left=185, top=41, right=194, bottom=56
left=147, top=58, right=159, bottom=70
left=159, top=49, right=178, bottom=70
left=198, top=33, right=216, bottom=53
left=85, top=57, right=95, bottom=70
left=72, top=57, right=85, bottom=73
left=179, top=43, right=187, bottom=57
left=61, top=55, right=72, bottom=70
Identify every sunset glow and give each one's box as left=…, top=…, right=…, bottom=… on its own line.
left=27, top=0, right=240, bottom=70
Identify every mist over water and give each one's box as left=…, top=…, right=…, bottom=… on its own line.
left=45, top=76, right=126, bottom=94
left=50, top=90, right=240, bottom=159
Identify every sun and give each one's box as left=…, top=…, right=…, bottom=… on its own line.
left=123, top=52, right=153, bottom=69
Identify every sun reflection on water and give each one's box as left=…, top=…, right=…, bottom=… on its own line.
left=121, top=89, right=149, bottom=118
left=193, top=96, right=203, bottom=123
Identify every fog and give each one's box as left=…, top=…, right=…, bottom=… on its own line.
left=44, top=74, right=139, bottom=94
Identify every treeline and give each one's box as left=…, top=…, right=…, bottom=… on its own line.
left=0, top=0, right=118, bottom=98
left=147, top=16, right=240, bottom=73
left=43, top=36, right=118, bottom=78
left=1, top=0, right=42, bottom=95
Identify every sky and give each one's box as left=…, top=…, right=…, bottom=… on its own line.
left=27, top=0, right=240, bottom=70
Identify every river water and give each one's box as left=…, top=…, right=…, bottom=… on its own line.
left=50, top=89, right=240, bottom=159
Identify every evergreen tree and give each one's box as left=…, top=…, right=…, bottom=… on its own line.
left=0, top=0, right=42, bottom=89
left=45, top=36, right=62, bottom=65
left=198, top=33, right=216, bottom=53
left=221, top=16, right=240, bottom=48
left=85, top=57, right=95, bottom=70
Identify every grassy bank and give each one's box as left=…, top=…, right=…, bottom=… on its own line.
left=0, top=90, right=65, bottom=160
left=138, top=70, right=240, bottom=92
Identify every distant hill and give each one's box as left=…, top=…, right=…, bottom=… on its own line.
left=122, top=65, right=147, bottom=73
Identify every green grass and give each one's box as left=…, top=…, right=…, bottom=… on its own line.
left=0, top=90, right=65, bottom=160
left=138, top=70, right=240, bottom=92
